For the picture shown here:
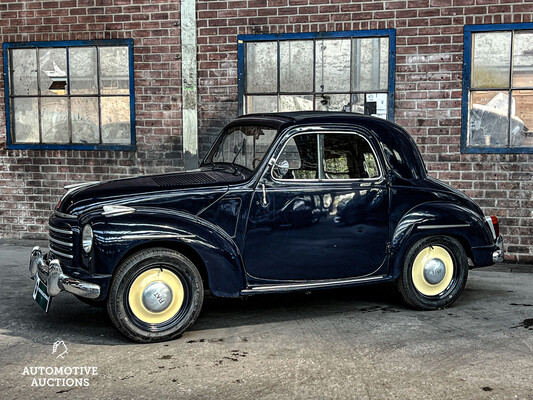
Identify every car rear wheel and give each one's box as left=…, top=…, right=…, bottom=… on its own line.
left=107, top=248, right=204, bottom=343
left=397, top=236, right=468, bottom=310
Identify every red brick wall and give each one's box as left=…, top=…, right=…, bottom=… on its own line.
left=0, top=0, right=182, bottom=238
left=195, top=0, right=533, bottom=263
left=0, top=0, right=532, bottom=263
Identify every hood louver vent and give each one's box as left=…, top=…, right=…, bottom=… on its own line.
left=151, top=173, right=218, bottom=187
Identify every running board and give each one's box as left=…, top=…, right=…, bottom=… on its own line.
left=241, top=275, right=389, bottom=295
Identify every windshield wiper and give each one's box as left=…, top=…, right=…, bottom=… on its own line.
left=231, top=138, right=246, bottom=166
left=227, top=138, right=246, bottom=177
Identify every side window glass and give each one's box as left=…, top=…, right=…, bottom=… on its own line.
left=273, top=134, right=318, bottom=180
left=323, top=134, right=379, bottom=179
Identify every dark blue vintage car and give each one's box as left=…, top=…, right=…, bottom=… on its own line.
left=29, top=112, right=504, bottom=342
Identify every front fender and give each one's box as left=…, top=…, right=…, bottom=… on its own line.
left=389, top=202, right=493, bottom=278
left=81, top=207, right=245, bottom=298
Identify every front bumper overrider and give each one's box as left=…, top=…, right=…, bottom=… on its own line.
left=29, top=246, right=100, bottom=299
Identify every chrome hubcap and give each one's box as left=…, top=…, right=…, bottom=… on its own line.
left=423, top=258, right=446, bottom=284
left=142, top=281, right=173, bottom=312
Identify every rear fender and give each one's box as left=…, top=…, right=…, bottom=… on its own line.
left=389, top=202, right=493, bottom=278
left=81, top=207, right=245, bottom=298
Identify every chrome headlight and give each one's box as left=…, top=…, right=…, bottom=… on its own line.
left=82, top=224, right=93, bottom=254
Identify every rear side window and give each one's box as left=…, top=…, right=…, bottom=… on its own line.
left=323, top=134, right=379, bottom=179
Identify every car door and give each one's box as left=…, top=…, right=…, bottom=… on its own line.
left=243, top=130, right=390, bottom=281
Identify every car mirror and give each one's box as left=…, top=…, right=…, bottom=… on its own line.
left=273, top=159, right=290, bottom=177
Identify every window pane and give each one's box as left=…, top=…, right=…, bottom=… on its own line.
left=245, top=95, right=278, bottom=113
left=39, top=48, right=68, bottom=96
left=315, top=94, right=350, bottom=111
left=246, top=42, right=277, bottom=93
left=72, top=97, right=99, bottom=144
left=364, top=93, right=388, bottom=119
left=324, top=134, right=378, bottom=179
left=12, top=98, right=39, bottom=142
left=280, top=41, right=313, bottom=92
left=11, top=49, right=38, bottom=96
left=468, top=91, right=510, bottom=147
left=279, top=95, right=313, bottom=111
left=511, top=90, right=533, bottom=147
left=274, top=135, right=318, bottom=180
left=41, top=97, right=69, bottom=143
left=70, top=47, right=98, bottom=94
left=472, top=32, right=511, bottom=89
left=512, top=32, right=533, bottom=88
left=351, top=94, right=365, bottom=114
left=353, top=37, right=389, bottom=91
left=100, top=46, right=130, bottom=95
left=101, top=96, right=131, bottom=144
left=315, top=39, right=351, bottom=93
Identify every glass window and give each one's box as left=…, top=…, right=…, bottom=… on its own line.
left=324, top=134, right=379, bottom=180
left=463, top=25, right=533, bottom=152
left=4, top=40, right=135, bottom=150
left=209, top=125, right=278, bottom=171
left=273, top=133, right=379, bottom=181
left=274, top=135, right=318, bottom=180
left=240, top=31, right=394, bottom=119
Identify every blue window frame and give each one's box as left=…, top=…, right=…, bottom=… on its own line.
left=462, top=23, right=533, bottom=154
left=237, top=30, right=395, bottom=121
left=3, top=39, right=135, bottom=151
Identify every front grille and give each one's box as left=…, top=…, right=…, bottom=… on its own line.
left=49, top=223, right=74, bottom=260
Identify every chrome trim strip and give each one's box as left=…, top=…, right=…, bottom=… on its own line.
left=54, top=210, right=77, bottom=219
left=485, top=216, right=497, bottom=240
left=241, top=275, right=386, bottom=294
left=49, top=225, right=73, bottom=235
left=49, top=236, right=73, bottom=247
left=119, top=234, right=195, bottom=240
left=417, top=224, right=470, bottom=230
left=49, top=248, right=74, bottom=259
left=102, top=205, right=136, bottom=217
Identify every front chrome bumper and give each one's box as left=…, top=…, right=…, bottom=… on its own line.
left=29, top=246, right=101, bottom=299
left=492, top=235, right=504, bottom=263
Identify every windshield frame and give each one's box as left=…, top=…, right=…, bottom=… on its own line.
left=201, top=122, right=282, bottom=172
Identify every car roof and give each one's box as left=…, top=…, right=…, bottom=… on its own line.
left=233, top=112, right=427, bottom=180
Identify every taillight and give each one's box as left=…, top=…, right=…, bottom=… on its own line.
left=490, top=215, right=499, bottom=238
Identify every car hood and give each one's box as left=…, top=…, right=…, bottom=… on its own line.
left=57, top=168, right=246, bottom=216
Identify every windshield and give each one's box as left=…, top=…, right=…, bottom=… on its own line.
left=205, top=125, right=278, bottom=171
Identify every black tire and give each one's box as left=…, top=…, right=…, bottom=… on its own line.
left=75, top=295, right=106, bottom=308
left=397, top=236, right=468, bottom=310
left=107, top=248, right=204, bottom=343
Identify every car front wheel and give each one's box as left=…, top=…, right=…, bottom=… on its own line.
left=397, top=236, right=468, bottom=310
left=107, top=248, right=204, bottom=343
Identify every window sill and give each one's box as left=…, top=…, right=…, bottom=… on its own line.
left=6, top=143, right=136, bottom=151
left=461, top=145, right=533, bottom=154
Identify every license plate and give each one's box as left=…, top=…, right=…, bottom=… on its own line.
left=33, top=277, right=51, bottom=312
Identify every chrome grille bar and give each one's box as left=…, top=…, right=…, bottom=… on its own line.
left=49, top=236, right=73, bottom=248
left=49, top=225, right=73, bottom=236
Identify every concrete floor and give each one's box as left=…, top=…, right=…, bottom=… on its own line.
left=0, top=244, right=532, bottom=399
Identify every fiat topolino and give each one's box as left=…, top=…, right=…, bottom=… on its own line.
left=29, top=112, right=504, bottom=342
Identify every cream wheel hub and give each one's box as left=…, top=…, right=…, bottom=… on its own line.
left=128, top=268, right=185, bottom=324
left=412, top=245, right=454, bottom=296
